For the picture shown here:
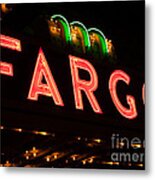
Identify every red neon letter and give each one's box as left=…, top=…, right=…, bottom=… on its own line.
left=0, top=61, right=13, bottom=76
left=28, top=48, right=64, bottom=106
left=0, top=34, right=21, bottom=77
left=69, top=55, right=102, bottom=114
left=0, top=34, right=21, bottom=52
left=109, top=70, right=137, bottom=119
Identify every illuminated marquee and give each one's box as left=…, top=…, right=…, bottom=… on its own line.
left=0, top=34, right=144, bottom=120
left=48, top=14, right=110, bottom=57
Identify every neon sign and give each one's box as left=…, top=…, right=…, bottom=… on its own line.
left=51, top=14, right=71, bottom=43
left=0, top=34, right=21, bottom=77
left=88, top=28, right=108, bottom=55
left=70, top=21, right=91, bottom=52
left=49, top=14, right=109, bottom=56
left=0, top=34, right=144, bottom=120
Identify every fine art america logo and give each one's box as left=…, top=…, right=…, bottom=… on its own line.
left=111, top=134, right=145, bottom=164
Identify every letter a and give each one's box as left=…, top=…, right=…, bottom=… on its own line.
left=28, top=48, right=64, bottom=106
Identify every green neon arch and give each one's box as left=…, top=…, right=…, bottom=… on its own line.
left=50, top=15, right=109, bottom=56
left=88, top=28, right=108, bottom=55
left=70, top=21, right=91, bottom=51
left=51, top=14, right=71, bottom=43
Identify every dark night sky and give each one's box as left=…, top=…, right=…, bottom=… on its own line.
left=1, top=1, right=145, bottom=71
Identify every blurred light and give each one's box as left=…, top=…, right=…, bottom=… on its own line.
left=70, top=154, right=79, bottom=161
left=24, top=150, right=30, bottom=160
left=72, top=26, right=77, bottom=30
left=87, top=143, right=94, bottom=147
left=45, top=152, right=61, bottom=161
left=1, top=4, right=12, bottom=13
left=33, top=153, right=37, bottom=157
left=38, top=131, right=49, bottom=136
left=54, top=155, right=57, bottom=159
left=46, top=156, right=50, bottom=162
left=128, top=163, right=132, bottom=166
left=34, top=131, right=50, bottom=136
left=131, top=144, right=142, bottom=148
left=87, top=157, right=94, bottom=163
left=26, top=156, right=29, bottom=160
left=102, top=161, right=119, bottom=165
left=82, top=160, right=86, bottom=165
left=90, top=35, right=96, bottom=43
left=4, top=160, right=11, bottom=167
left=14, top=128, right=23, bottom=132
left=52, top=133, right=55, bottom=137
left=119, top=142, right=124, bottom=147
left=71, top=33, right=77, bottom=42
left=136, top=163, right=143, bottom=167
left=52, top=27, right=57, bottom=31
left=93, top=139, right=102, bottom=143
left=89, top=159, right=93, bottom=163
left=77, top=136, right=81, bottom=141
left=0, top=126, right=4, bottom=130
left=113, top=162, right=120, bottom=165
left=30, top=147, right=39, bottom=158
left=106, top=39, right=113, bottom=54
left=82, top=156, right=96, bottom=165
